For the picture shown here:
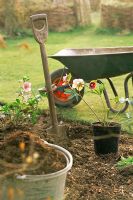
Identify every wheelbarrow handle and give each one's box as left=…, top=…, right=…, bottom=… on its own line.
left=30, top=14, right=48, bottom=44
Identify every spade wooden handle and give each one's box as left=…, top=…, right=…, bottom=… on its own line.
left=30, top=14, right=48, bottom=44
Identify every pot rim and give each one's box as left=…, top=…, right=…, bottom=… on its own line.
left=16, top=142, right=73, bottom=181
left=91, top=121, right=121, bottom=128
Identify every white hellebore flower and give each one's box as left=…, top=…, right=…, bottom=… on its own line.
left=125, top=113, right=131, bottom=119
left=119, top=97, right=130, bottom=104
left=72, top=79, right=84, bottom=91
left=35, top=95, right=41, bottom=101
left=119, top=97, right=126, bottom=103
left=23, top=94, right=31, bottom=102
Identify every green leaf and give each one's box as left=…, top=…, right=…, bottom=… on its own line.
left=16, top=98, right=21, bottom=104
left=64, top=89, right=73, bottom=94
left=114, top=96, right=119, bottom=103
left=39, top=91, right=47, bottom=97
left=28, top=98, right=37, bottom=106
left=23, top=75, right=30, bottom=82
left=56, top=86, right=65, bottom=92
left=74, top=93, right=79, bottom=102
left=99, top=83, right=105, bottom=95
left=64, top=88, right=79, bottom=101
left=90, top=89, right=99, bottom=95
left=67, top=73, right=72, bottom=82
left=116, top=156, right=133, bottom=169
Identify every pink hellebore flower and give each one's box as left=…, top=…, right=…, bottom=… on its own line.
left=62, top=73, right=71, bottom=85
left=63, top=74, right=68, bottom=83
left=62, top=74, right=68, bottom=86
left=23, top=82, right=31, bottom=92
left=72, top=79, right=84, bottom=91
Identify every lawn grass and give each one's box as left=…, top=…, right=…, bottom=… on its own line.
left=0, top=25, right=133, bottom=133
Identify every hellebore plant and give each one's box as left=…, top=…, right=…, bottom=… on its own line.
left=119, top=97, right=133, bottom=132
left=63, top=73, right=125, bottom=126
left=0, top=76, right=42, bottom=128
left=116, top=156, right=133, bottom=170
left=116, top=156, right=133, bottom=176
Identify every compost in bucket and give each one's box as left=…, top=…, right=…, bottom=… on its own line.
left=0, top=131, right=67, bottom=175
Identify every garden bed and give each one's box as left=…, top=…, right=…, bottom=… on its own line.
left=0, top=112, right=133, bottom=200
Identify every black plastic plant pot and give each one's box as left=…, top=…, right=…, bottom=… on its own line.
left=92, top=122, right=121, bottom=155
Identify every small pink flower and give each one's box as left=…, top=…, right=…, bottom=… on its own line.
left=63, top=73, right=71, bottom=85
left=23, top=82, right=31, bottom=92
left=72, top=79, right=84, bottom=91
left=63, top=74, right=68, bottom=83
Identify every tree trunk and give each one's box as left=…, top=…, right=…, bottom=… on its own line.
left=3, top=0, right=17, bottom=36
left=74, top=0, right=91, bottom=26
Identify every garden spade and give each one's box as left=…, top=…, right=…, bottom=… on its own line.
left=30, top=14, right=67, bottom=143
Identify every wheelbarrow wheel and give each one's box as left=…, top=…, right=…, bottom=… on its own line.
left=51, top=68, right=84, bottom=108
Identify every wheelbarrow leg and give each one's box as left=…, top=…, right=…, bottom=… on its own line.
left=106, top=78, right=118, bottom=97
left=124, top=72, right=133, bottom=98
left=97, top=73, right=132, bottom=113
left=102, top=86, right=129, bottom=113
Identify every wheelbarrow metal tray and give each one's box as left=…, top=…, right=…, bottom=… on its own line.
left=49, top=47, right=133, bottom=81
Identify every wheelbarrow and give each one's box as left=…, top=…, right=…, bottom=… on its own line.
left=47, top=47, right=133, bottom=113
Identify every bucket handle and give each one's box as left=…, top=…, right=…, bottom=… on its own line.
left=30, top=14, right=48, bottom=44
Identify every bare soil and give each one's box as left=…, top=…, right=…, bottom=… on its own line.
left=0, top=111, right=133, bottom=200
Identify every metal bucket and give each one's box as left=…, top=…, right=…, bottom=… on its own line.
left=1, top=143, right=73, bottom=200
